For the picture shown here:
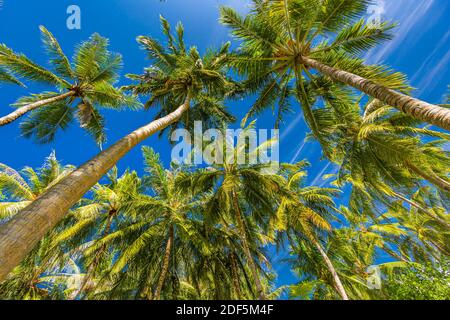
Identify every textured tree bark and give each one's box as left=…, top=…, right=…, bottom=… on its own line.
left=229, top=252, right=242, bottom=300
left=232, top=191, right=266, bottom=300
left=0, top=97, right=191, bottom=282
left=74, top=210, right=116, bottom=300
left=310, top=236, right=349, bottom=301
left=302, top=57, right=450, bottom=131
left=405, top=161, right=450, bottom=193
left=153, top=225, right=174, bottom=300
left=0, top=91, right=76, bottom=126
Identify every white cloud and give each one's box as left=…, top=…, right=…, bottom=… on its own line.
left=365, top=0, right=435, bottom=63
left=411, top=30, right=450, bottom=95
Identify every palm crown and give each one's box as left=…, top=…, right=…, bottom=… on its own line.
left=124, top=16, right=237, bottom=137
left=0, top=26, right=140, bottom=144
left=0, top=152, right=74, bottom=221
left=220, top=0, right=450, bottom=134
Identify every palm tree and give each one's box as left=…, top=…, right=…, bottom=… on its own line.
left=0, top=17, right=235, bottom=281
left=314, top=98, right=450, bottom=227
left=79, top=147, right=205, bottom=300
left=288, top=205, right=412, bottom=300
left=0, top=232, right=71, bottom=300
left=220, top=0, right=450, bottom=130
left=179, top=126, right=284, bottom=299
left=324, top=97, right=449, bottom=189
left=0, top=26, right=138, bottom=145
left=275, top=161, right=349, bottom=300
left=385, top=187, right=450, bottom=260
left=51, top=168, right=144, bottom=299
left=0, top=152, right=74, bottom=222
left=0, top=155, right=80, bottom=300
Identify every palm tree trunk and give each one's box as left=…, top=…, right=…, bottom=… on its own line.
left=0, top=91, right=76, bottom=126
left=74, top=210, right=116, bottom=299
left=229, top=252, right=242, bottom=299
left=0, top=96, right=191, bottom=282
left=405, top=161, right=450, bottom=193
left=153, top=225, right=174, bottom=300
left=310, top=236, right=349, bottom=301
left=302, top=57, right=450, bottom=131
left=232, top=191, right=266, bottom=300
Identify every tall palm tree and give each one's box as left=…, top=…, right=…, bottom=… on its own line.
left=384, top=187, right=450, bottom=260
left=319, top=96, right=450, bottom=188
left=0, top=17, right=235, bottom=281
left=220, top=0, right=450, bottom=130
left=275, top=161, right=349, bottom=300
left=179, top=127, right=284, bottom=299
left=288, top=205, right=412, bottom=300
left=0, top=152, right=74, bottom=222
left=0, top=26, right=138, bottom=144
left=0, top=232, right=71, bottom=300
left=51, top=168, right=144, bottom=299
left=314, top=98, right=450, bottom=227
left=79, top=147, right=205, bottom=300
left=0, top=154, right=78, bottom=300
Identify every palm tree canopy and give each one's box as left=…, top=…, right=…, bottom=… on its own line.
left=219, top=0, right=416, bottom=139
left=0, top=26, right=141, bottom=144
left=0, top=152, right=74, bottom=221
left=124, top=16, right=238, bottom=138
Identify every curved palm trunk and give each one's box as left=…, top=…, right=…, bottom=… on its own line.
left=405, top=162, right=450, bottom=193
left=74, top=210, right=116, bottom=300
left=154, top=225, right=174, bottom=300
left=0, top=91, right=76, bottom=126
left=232, top=191, right=266, bottom=300
left=0, top=97, right=191, bottom=282
left=302, top=57, right=450, bottom=131
left=310, top=236, right=349, bottom=301
left=229, top=252, right=242, bottom=299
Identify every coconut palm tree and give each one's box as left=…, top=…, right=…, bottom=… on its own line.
left=186, top=223, right=267, bottom=300
left=275, top=161, right=349, bottom=300
left=384, top=187, right=450, bottom=260
left=51, top=168, right=145, bottom=299
left=0, top=152, right=74, bottom=222
left=220, top=0, right=450, bottom=130
left=323, top=97, right=450, bottom=192
left=288, top=205, right=411, bottom=300
left=76, top=147, right=204, bottom=300
left=178, top=126, right=285, bottom=299
left=314, top=98, right=450, bottom=227
left=0, top=232, right=70, bottom=300
left=0, top=17, right=235, bottom=281
left=0, top=26, right=139, bottom=144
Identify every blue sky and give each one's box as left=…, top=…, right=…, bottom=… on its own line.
left=0, top=0, right=449, bottom=290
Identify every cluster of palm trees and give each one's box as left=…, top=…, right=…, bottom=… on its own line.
left=0, top=0, right=448, bottom=300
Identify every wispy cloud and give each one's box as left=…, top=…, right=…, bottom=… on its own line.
left=365, top=0, right=435, bottom=63
left=289, top=140, right=306, bottom=163
left=280, top=114, right=304, bottom=141
left=411, top=30, right=450, bottom=96
left=311, top=162, right=332, bottom=186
